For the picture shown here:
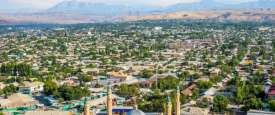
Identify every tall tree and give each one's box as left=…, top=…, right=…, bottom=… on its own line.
left=213, top=95, right=229, bottom=113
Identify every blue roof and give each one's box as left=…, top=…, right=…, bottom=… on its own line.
left=112, top=106, right=133, bottom=113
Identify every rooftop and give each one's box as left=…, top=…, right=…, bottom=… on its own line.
left=0, top=93, right=38, bottom=108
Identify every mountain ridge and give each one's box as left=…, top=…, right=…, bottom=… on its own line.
left=164, top=0, right=275, bottom=12
left=1, top=0, right=275, bottom=24
left=47, top=0, right=275, bottom=15
left=125, top=9, right=275, bottom=22
left=46, top=0, right=159, bottom=16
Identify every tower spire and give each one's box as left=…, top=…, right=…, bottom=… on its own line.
left=107, top=85, right=113, bottom=115
left=175, top=86, right=181, bottom=115
left=84, top=98, right=91, bottom=115
left=166, top=96, right=172, bottom=115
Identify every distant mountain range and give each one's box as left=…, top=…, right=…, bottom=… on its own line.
left=47, top=0, right=275, bottom=15
left=1, top=0, right=275, bottom=24
left=165, top=0, right=275, bottom=12
left=46, top=0, right=158, bottom=16
left=124, top=9, right=275, bottom=22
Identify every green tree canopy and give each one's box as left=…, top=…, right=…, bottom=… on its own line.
left=116, top=84, right=140, bottom=97
left=243, top=97, right=263, bottom=110
left=153, top=76, right=180, bottom=91
left=44, top=80, right=58, bottom=96
left=2, top=84, right=17, bottom=96
left=141, top=69, right=154, bottom=78
left=197, top=80, right=213, bottom=89
left=79, top=74, right=93, bottom=83
left=57, top=85, right=90, bottom=101
left=213, top=95, right=229, bottom=113
left=270, top=100, right=275, bottom=112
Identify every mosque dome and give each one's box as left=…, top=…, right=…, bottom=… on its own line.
left=129, top=105, right=146, bottom=115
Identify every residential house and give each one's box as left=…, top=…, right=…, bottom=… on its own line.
left=24, top=111, right=72, bottom=115
left=107, top=71, right=129, bottom=84
left=268, top=84, right=275, bottom=99
left=0, top=93, right=38, bottom=108
left=19, top=81, right=44, bottom=94
left=0, top=82, right=6, bottom=89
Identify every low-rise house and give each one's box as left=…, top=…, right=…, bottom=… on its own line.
left=43, top=96, right=59, bottom=107
left=60, top=77, right=79, bottom=86
left=24, top=110, right=72, bottom=115
left=247, top=110, right=275, bottom=115
left=107, top=71, right=129, bottom=83
left=182, top=84, right=197, bottom=96
left=0, top=82, right=6, bottom=89
left=82, top=68, right=100, bottom=76
left=209, top=67, right=221, bottom=76
left=268, top=84, right=275, bottom=99
left=19, top=81, right=44, bottom=94
left=272, top=69, right=275, bottom=76
left=0, top=93, right=38, bottom=108
left=240, top=60, right=253, bottom=65
left=182, top=107, right=209, bottom=115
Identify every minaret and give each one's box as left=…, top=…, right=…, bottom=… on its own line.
left=107, top=85, right=113, bottom=115
left=84, top=97, right=91, bottom=115
left=84, top=103, right=91, bottom=115
left=166, top=96, right=172, bottom=115
left=175, top=86, right=181, bottom=115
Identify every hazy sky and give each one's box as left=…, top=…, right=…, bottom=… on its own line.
left=0, top=0, right=260, bottom=12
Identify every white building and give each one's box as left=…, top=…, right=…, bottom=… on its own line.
left=19, top=81, right=44, bottom=94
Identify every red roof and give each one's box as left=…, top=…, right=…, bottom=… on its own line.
left=269, top=90, right=275, bottom=95
left=268, top=84, right=275, bottom=95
